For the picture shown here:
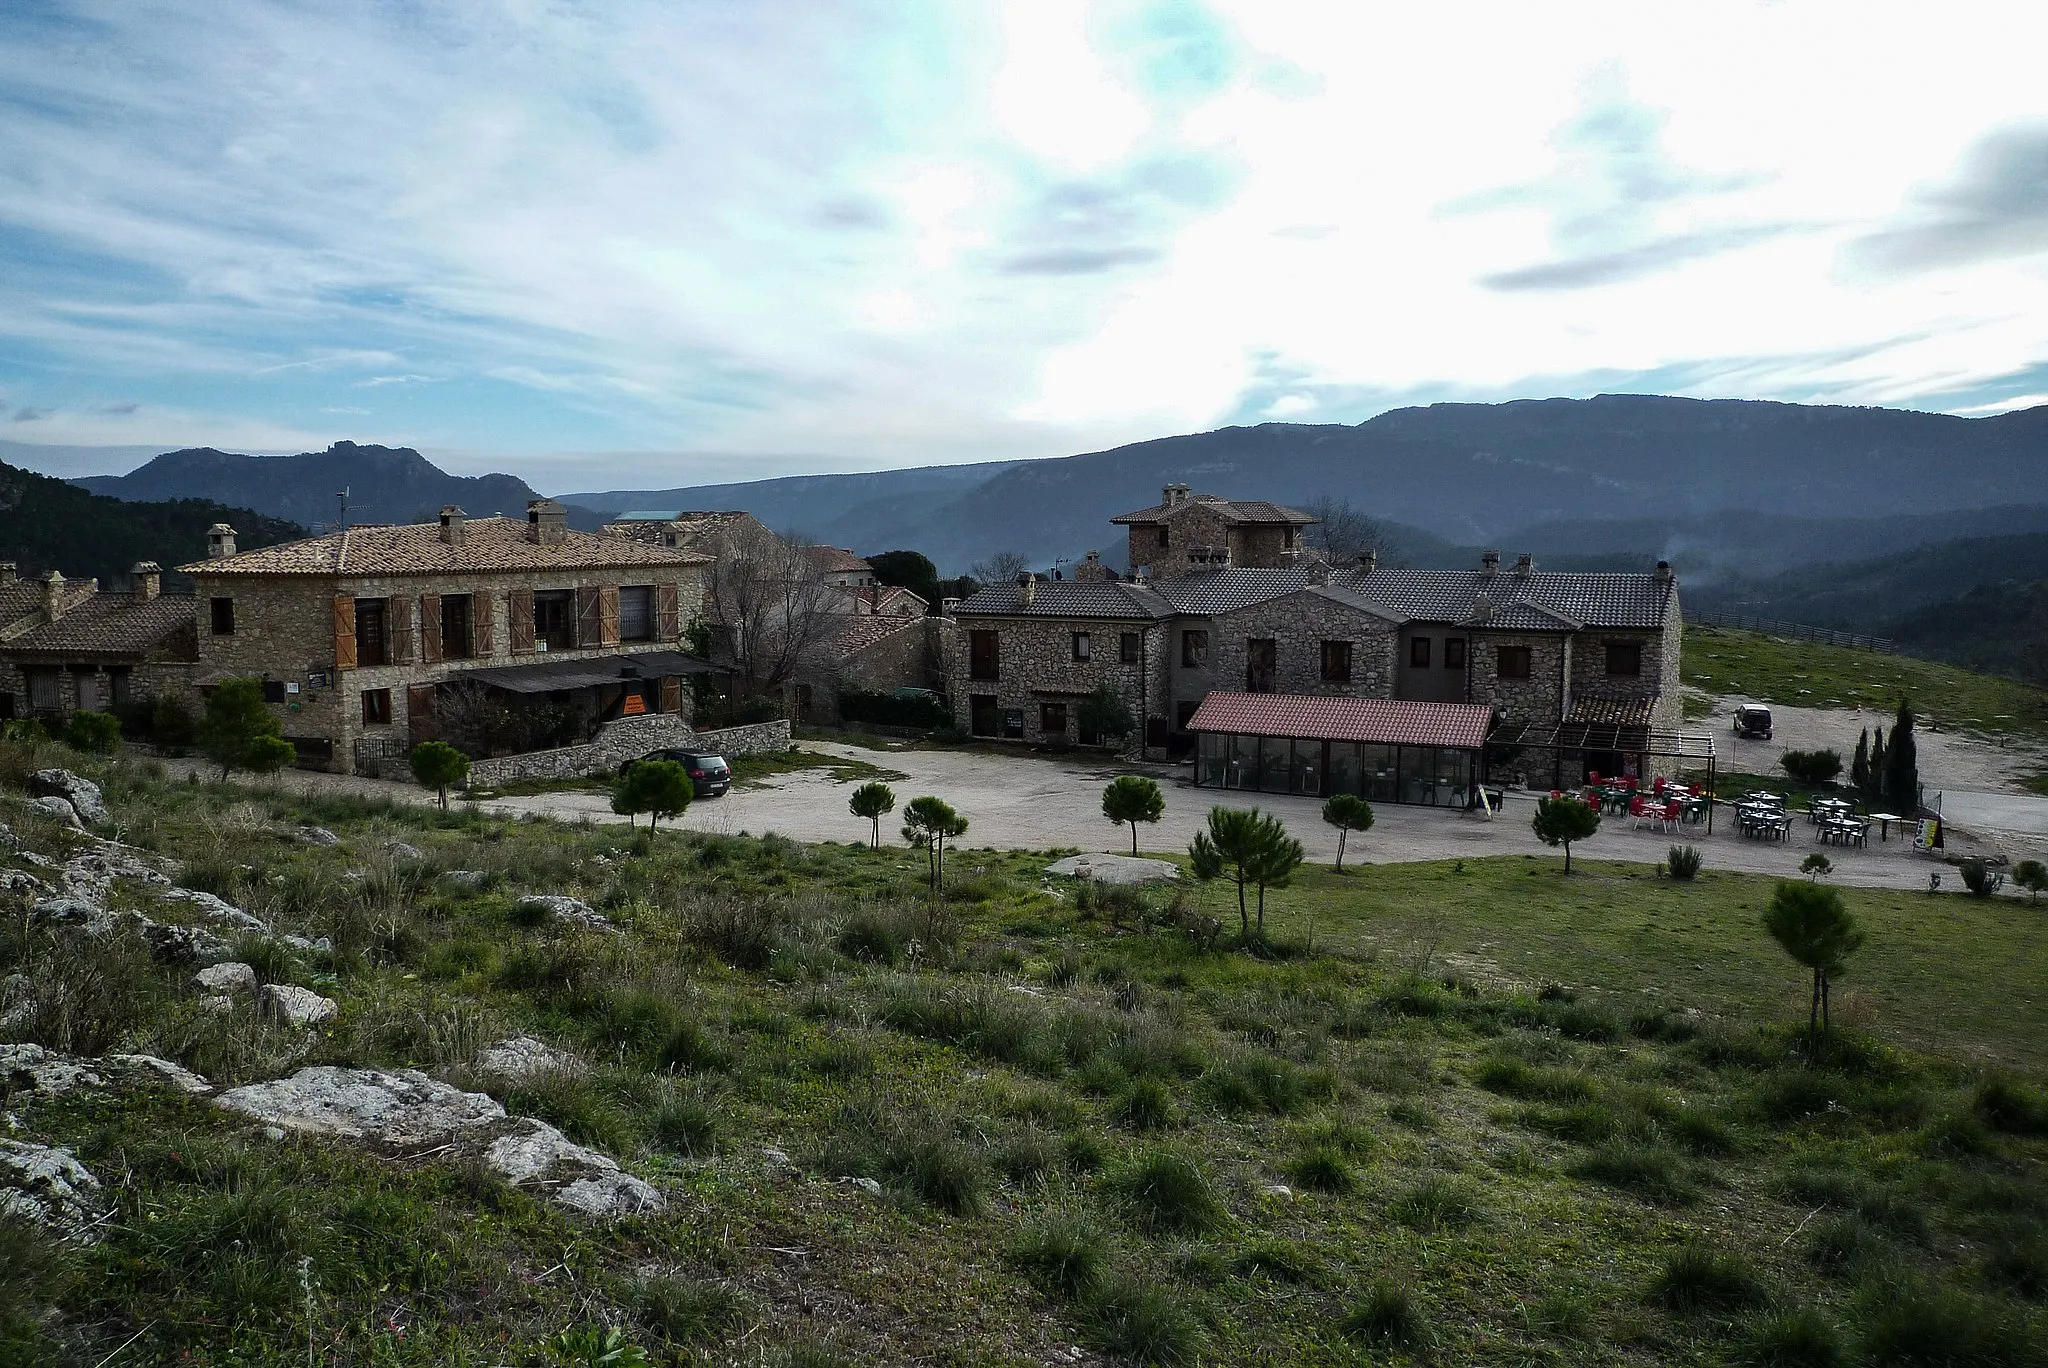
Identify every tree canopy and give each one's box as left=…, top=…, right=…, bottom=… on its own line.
left=902, top=795, right=968, bottom=890
left=865, top=550, right=941, bottom=608
left=1101, top=775, right=1165, bottom=854
left=409, top=740, right=470, bottom=810
left=1531, top=795, right=1600, bottom=873
left=848, top=781, right=897, bottom=849
left=197, top=678, right=286, bottom=781
left=1320, top=794, right=1374, bottom=870
left=1189, top=806, right=1302, bottom=940
left=613, top=759, right=693, bottom=829
left=1763, top=880, right=1863, bottom=1037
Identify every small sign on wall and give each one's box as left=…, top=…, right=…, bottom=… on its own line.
left=622, top=693, right=647, bottom=716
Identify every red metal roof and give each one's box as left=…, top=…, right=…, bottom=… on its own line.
left=1186, top=692, right=1492, bottom=749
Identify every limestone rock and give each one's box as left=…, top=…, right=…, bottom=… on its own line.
left=0, top=1139, right=104, bottom=1235
left=195, top=961, right=258, bottom=994
left=161, top=887, right=270, bottom=934
left=442, top=870, right=488, bottom=890
left=279, top=933, right=334, bottom=954
left=475, top=1035, right=585, bottom=1084
left=140, top=919, right=232, bottom=966
left=298, top=826, right=341, bottom=847
left=29, top=769, right=106, bottom=825
left=515, top=894, right=616, bottom=931
left=215, top=1066, right=504, bottom=1145
left=0, top=869, right=48, bottom=895
left=30, top=796, right=81, bottom=828
left=103, top=1054, right=213, bottom=1095
left=485, top=1120, right=664, bottom=1217
left=199, top=994, right=235, bottom=1015
left=0, top=1043, right=103, bottom=1096
left=385, top=841, right=425, bottom=862
left=259, top=984, right=339, bottom=1027
left=558, top=1170, right=665, bottom=1217
left=31, top=895, right=102, bottom=925
left=62, top=845, right=168, bottom=897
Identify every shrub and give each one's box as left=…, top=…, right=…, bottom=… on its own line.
left=1781, top=749, right=1844, bottom=786
left=1667, top=843, right=1704, bottom=880
left=1079, top=1274, right=1204, bottom=1367
left=1732, top=1306, right=1846, bottom=1367
left=1803, top=1214, right=1893, bottom=1279
left=501, top=1073, right=637, bottom=1154
left=633, top=1273, right=753, bottom=1347
left=836, top=905, right=909, bottom=965
left=651, top=1088, right=719, bottom=1157
left=1853, top=1281, right=2038, bottom=1366
left=1004, top=1211, right=1105, bottom=1298
left=1651, top=1241, right=1768, bottom=1313
left=1572, top=1143, right=1698, bottom=1205
left=1106, top=1147, right=1225, bottom=1234
left=1340, top=1281, right=1429, bottom=1348
left=819, top=1104, right=988, bottom=1217
left=993, top=1125, right=1061, bottom=1183
left=1287, top=1144, right=1357, bottom=1194
left=1960, top=857, right=2005, bottom=899
left=1975, top=1075, right=2048, bottom=1135
left=1203, top=1053, right=1329, bottom=1115
left=1389, top=1174, right=1479, bottom=1231
left=1555, top=1002, right=1623, bottom=1042
left=1115, top=1076, right=1177, bottom=1131
left=2012, top=858, right=2048, bottom=903
left=63, top=709, right=121, bottom=753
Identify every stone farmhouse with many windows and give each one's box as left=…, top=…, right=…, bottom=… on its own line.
left=183, top=501, right=712, bottom=774
left=944, top=484, right=1685, bottom=806
left=0, top=561, right=197, bottom=721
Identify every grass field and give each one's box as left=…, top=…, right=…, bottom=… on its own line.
left=1683, top=625, right=2048, bottom=742
left=4, top=744, right=2046, bottom=1366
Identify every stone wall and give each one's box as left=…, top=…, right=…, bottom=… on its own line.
left=467, top=715, right=789, bottom=786
left=1467, top=631, right=1568, bottom=722
left=1176, top=592, right=1397, bottom=723
left=943, top=613, right=1167, bottom=749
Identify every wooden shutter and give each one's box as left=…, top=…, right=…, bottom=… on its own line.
left=388, top=597, right=415, bottom=665
left=333, top=595, right=357, bottom=669
left=406, top=684, right=437, bottom=745
left=655, top=582, right=680, bottom=640
left=576, top=585, right=603, bottom=649
left=598, top=584, right=620, bottom=648
left=660, top=676, right=683, bottom=714
left=419, top=594, right=442, bottom=664
left=474, top=591, right=496, bottom=655
left=509, top=589, right=534, bottom=654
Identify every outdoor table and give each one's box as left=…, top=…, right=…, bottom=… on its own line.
left=1869, top=813, right=1902, bottom=841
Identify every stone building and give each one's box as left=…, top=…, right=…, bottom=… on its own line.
left=0, top=561, right=198, bottom=719
left=182, top=501, right=712, bottom=774
left=944, top=485, right=1687, bottom=804
left=1110, top=484, right=1317, bottom=581
left=806, top=546, right=876, bottom=587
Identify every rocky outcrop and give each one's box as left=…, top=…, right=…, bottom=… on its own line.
left=298, top=826, right=341, bottom=847
left=0, top=1044, right=211, bottom=1098
left=159, top=888, right=269, bottom=935
left=475, top=1035, right=586, bottom=1084
left=515, top=895, right=616, bottom=931
left=29, top=796, right=81, bottom=828
left=214, top=1067, right=661, bottom=1217
left=259, top=984, right=339, bottom=1027
left=195, top=962, right=258, bottom=995
left=0, top=1140, right=104, bottom=1236
left=29, top=770, right=107, bottom=825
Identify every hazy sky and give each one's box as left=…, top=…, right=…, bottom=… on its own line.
left=3, top=0, right=2047, bottom=490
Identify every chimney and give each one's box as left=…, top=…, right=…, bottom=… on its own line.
left=439, top=505, right=467, bottom=546
left=1513, top=553, right=1534, bottom=578
left=1311, top=561, right=1333, bottom=586
left=207, top=524, right=237, bottom=560
left=131, top=561, right=161, bottom=603
left=940, top=596, right=961, bottom=616
left=1161, top=481, right=1190, bottom=508
left=1472, top=590, right=1494, bottom=621
left=1017, top=572, right=1036, bottom=607
left=40, top=570, right=64, bottom=624
left=1481, top=549, right=1500, bottom=575
left=1131, top=563, right=1149, bottom=585
left=1356, top=548, right=1377, bottom=574
left=1655, top=559, right=1673, bottom=582
left=526, top=499, right=568, bottom=547
left=0, top=562, right=14, bottom=584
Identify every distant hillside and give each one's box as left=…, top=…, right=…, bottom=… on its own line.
left=1689, top=532, right=2048, bottom=627
left=74, top=442, right=606, bottom=531
left=1880, top=580, right=2048, bottom=682
left=563, top=395, right=2048, bottom=573
left=0, top=460, right=302, bottom=589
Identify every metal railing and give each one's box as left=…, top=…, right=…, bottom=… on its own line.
left=1690, top=611, right=1899, bottom=654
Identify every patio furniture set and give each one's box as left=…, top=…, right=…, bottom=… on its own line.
left=1570, top=773, right=1711, bottom=833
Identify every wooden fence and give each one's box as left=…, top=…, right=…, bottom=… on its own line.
left=1690, top=610, right=1900, bottom=655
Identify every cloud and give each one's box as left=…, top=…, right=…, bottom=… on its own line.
left=1482, top=224, right=1801, bottom=292
left=12, top=407, right=47, bottom=422
left=355, top=374, right=435, bottom=388
left=98, top=401, right=139, bottom=414
left=1001, top=245, right=1163, bottom=275
left=1850, top=124, right=2048, bottom=273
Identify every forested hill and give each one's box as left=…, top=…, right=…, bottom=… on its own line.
left=0, top=460, right=302, bottom=589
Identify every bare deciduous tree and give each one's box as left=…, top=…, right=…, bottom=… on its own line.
left=1302, top=494, right=1398, bottom=567
left=969, top=550, right=1032, bottom=586
left=706, top=520, right=846, bottom=696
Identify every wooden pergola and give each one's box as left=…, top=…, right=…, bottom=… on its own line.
left=1485, top=718, right=1720, bottom=832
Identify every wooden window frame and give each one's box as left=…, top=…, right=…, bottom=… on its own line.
left=1320, top=640, right=1352, bottom=683
left=1497, top=645, right=1533, bottom=680
left=361, top=687, right=393, bottom=726
left=1120, top=632, right=1140, bottom=664
left=1071, top=631, right=1091, bottom=662
left=1181, top=629, right=1208, bottom=668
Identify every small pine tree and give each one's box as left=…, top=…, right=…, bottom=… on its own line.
left=1867, top=729, right=1887, bottom=805
left=2014, top=859, right=2047, bottom=904
left=63, top=710, right=121, bottom=754
left=243, top=734, right=297, bottom=778
left=612, top=759, right=692, bottom=829
left=1763, top=881, right=1863, bottom=1038
left=848, top=781, right=896, bottom=849
left=408, top=740, right=470, bottom=810
left=1884, top=699, right=1919, bottom=816
left=1101, top=775, right=1165, bottom=854
left=1189, top=806, right=1302, bottom=940
left=1321, top=794, right=1374, bottom=871
left=197, top=677, right=284, bottom=781
left=1531, top=795, right=1601, bottom=874
left=902, top=795, right=968, bottom=889
left=1850, top=729, right=1870, bottom=796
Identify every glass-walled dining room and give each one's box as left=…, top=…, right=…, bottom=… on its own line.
left=1195, top=732, right=1477, bottom=807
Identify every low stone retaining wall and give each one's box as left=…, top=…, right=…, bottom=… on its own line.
left=467, top=716, right=791, bottom=787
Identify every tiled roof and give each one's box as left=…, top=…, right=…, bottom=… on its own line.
left=818, top=614, right=923, bottom=660
left=953, top=579, right=1175, bottom=620
left=1356, top=567, right=1673, bottom=631
left=1187, top=691, right=1493, bottom=749
left=3, top=593, right=197, bottom=658
left=1111, top=495, right=1315, bottom=525
left=807, top=546, right=872, bottom=575
left=1565, top=691, right=1659, bottom=726
left=1156, top=566, right=1327, bottom=615
left=832, top=584, right=926, bottom=616
left=180, top=517, right=711, bottom=577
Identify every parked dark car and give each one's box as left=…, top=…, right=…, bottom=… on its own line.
left=1732, top=704, right=1773, bottom=740
left=620, top=748, right=731, bottom=797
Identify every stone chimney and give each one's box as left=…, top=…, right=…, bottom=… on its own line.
left=940, top=596, right=961, bottom=616
left=1655, top=559, right=1674, bottom=582
left=40, top=570, right=64, bottom=624
left=1481, top=549, right=1500, bottom=575
left=1356, top=548, right=1377, bottom=574
left=1075, top=549, right=1114, bottom=583
left=131, top=561, right=162, bottom=603
left=1472, top=590, right=1494, bottom=621
left=1131, top=563, right=1149, bottom=585
left=1161, top=482, right=1190, bottom=508
left=207, top=523, right=237, bottom=560
left=1017, top=572, right=1036, bottom=607
left=1514, top=553, right=1534, bottom=578
left=1310, top=560, right=1333, bottom=586
left=0, top=562, right=15, bottom=584
left=526, top=499, right=568, bottom=547
left=439, top=505, right=467, bottom=546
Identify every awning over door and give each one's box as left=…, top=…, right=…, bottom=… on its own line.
left=1186, top=691, right=1492, bottom=749
left=452, top=649, right=718, bottom=695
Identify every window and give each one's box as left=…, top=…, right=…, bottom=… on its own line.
left=969, top=629, right=999, bottom=681
left=355, top=598, right=387, bottom=667
left=27, top=670, right=59, bottom=712
left=261, top=680, right=287, bottom=704
left=1155, top=526, right=1169, bottom=548
left=1181, top=629, right=1209, bottom=667
left=209, top=597, right=235, bottom=635
left=1120, top=632, right=1140, bottom=663
left=1246, top=638, right=1277, bottom=693
left=1320, top=640, right=1352, bottom=682
left=108, top=669, right=131, bottom=707
left=1040, top=701, right=1068, bottom=734
left=1410, top=636, right=1431, bottom=669
left=441, top=594, right=474, bottom=659
left=533, top=591, right=575, bottom=651
left=619, top=585, right=653, bottom=641
left=1003, top=708, right=1025, bottom=739
left=1071, top=631, right=1092, bottom=662
left=1606, top=642, right=1642, bottom=677
left=1444, top=637, right=1466, bottom=670
left=361, top=688, right=392, bottom=725
left=1497, top=645, right=1532, bottom=680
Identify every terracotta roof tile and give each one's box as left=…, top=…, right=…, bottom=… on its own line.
left=1187, top=691, right=1493, bottom=749
left=807, top=546, right=872, bottom=575
left=180, top=516, right=710, bottom=577
left=3, top=592, right=197, bottom=657
left=1112, top=494, right=1316, bottom=525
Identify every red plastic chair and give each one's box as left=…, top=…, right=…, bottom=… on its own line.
left=1588, top=771, right=1602, bottom=786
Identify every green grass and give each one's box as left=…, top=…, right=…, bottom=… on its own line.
left=1685, top=624, right=2048, bottom=741
left=2, top=740, right=2045, bottom=1366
